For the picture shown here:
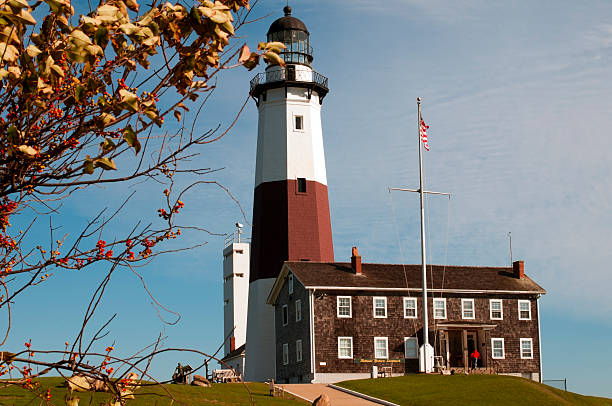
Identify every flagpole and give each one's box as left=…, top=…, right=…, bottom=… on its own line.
left=417, top=97, right=430, bottom=373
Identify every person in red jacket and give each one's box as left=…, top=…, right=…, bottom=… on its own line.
left=470, top=348, right=480, bottom=370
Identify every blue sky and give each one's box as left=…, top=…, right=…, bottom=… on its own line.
left=6, top=0, right=612, bottom=398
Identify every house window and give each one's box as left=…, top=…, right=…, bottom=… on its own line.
left=294, top=115, right=303, bottom=130
left=462, top=299, right=475, bottom=319
left=296, top=339, right=303, bottom=362
left=433, top=298, right=446, bottom=319
left=404, top=337, right=418, bottom=359
left=492, top=338, right=505, bottom=359
left=282, top=343, right=289, bottom=365
left=490, top=299, right=503, bottom=320
left=337, top=296, right=352, bottom=318
left=374, top=337, right=389, bottom=359
left=520, top=338, right=533, bottom=359
left=295, top=299, right=302, bottom=322
left=403, top=297, right=417, bottom=319
left=282, top=304, right=288, bottom=326
left=518, top=300, right=531, bottom=320
left=288, top=274, right=294, bottom=294
left=338, top=337, right=353, bottom=359
left=373, top=297, right=387, bottom=318
left=297, top=177, right=306, bottom=193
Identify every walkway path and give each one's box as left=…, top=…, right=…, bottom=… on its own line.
left=282, top=384, right=380, bottom=406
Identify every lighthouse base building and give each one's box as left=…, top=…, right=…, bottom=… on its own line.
left=265, top=256, right=545, bottom=384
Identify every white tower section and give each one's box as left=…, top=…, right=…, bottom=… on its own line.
left=222, top=240, right=250, bottom=356
left=254, top=66, right=328, bottom=188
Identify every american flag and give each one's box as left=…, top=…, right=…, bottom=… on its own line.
left=420, top=118, right=430, bottom=151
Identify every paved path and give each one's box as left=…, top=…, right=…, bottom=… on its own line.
left=282, top=383, right=380, bottom=405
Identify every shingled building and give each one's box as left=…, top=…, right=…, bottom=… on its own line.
left=267, top=250, right=546, bottom=384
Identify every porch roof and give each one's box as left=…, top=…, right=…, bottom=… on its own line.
left=435, top=321, right=498, bottom=330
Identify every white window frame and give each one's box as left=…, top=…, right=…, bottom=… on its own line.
left=293, top=114, right=304, bottom=131
left=296, top=339, right=303, bottom=362
left=433, top=298, right=447, bottom=319
left=403, top=297, right=417, bottom=319
left=520, top=338, right=533, bottom=359
left=373, top=296, right=387, bottom=318
left=288, top=274, right=294, bottom=294
left=490, top=299, right=503, bottom=320
left=337, top=296, right=352, bottom=318
left=337, top=337, right=353, bottom=359
left=404, top=337, right=418, bottom=359
left=462, top=298, right=475, bottom=319
left=491, top=338, right=505, bottom=359
left=282, top=343, right=289, bottom=365
left=374, top=337, right=389, bottom=359
left=282, top=304, right=288, bottom=326
left=518, top=300, right=531, bottom=320
left=295, top=299, right=302, bottom=322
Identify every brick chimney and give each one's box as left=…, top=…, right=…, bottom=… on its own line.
left=230, top=336, right=236, bottom=352
left=513, top=260, right=525, bottom=279
left=351, top=246, right=362, bottom=275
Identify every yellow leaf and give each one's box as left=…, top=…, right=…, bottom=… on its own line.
left=209, top=10, right=228, bottom=24
left=221, top=20, right=234, bottom=35
left=265, top=41, right=286, bottom=50
left=119, top=23, right=140, bottom=36
left=16, top=9, right=36, bottom=25
left=263, top=51, right=285, bottom=67
left=173, top=110, right=181, bottom=122
left=7, top=66, right=20, bottom=77
left=141, top=36, right=159, bottom=47
left=0, top=43, right=18, bottom=63
left=51, top=65, right=64, bottom=77
left=69, top=29, right=92, bottom=47
left=8, top=0, right=29, bottom=9
left=93, top=157, right=117, bottom=170
left=18, top=145, right=37, bottom=157
left=25, top=44, right=41, bottom=57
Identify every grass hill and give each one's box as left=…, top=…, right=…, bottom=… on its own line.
left=0, top=377, right=307, bottom=405
left=336, top=374, right=612, bottom=406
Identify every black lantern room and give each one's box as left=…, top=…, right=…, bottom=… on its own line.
left=267, top=6, right=313, bottom=66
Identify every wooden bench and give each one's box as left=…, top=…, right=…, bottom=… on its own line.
left=378, top=366, right=393, bottom=377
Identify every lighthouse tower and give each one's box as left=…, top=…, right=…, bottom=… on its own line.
left=244, top=6, right=334, bottom=381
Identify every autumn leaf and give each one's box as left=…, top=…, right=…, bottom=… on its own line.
left=123, top=125, right=141, bottom=154
left=93, top=157, right=117, bottom=170
left=238, top=44, right=250, bottom=63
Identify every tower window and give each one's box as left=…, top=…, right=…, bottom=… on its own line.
left=297, top=178, right=306, bottom=193
left=294, top=115, right=303, bottom=130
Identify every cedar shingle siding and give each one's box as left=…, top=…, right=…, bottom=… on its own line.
left=274, top=274, right=313, bottom=383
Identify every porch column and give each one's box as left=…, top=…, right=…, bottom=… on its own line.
left=445, top=331, right=450, bottom=368
left=462, top=330, right=468, bottom=372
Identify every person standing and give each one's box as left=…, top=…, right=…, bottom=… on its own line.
left=470, top=348, right=480, bottom=370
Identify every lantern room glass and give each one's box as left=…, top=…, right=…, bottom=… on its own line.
left=267, top=29, right=312, bottom=66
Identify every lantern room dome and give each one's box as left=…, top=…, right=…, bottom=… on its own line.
left=267, top=6, right=309, bottom=35
left=266, top=6, right=313, bottom=66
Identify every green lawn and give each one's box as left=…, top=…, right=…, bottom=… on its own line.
left=0, top=377, right=308, bottom=405
left=336, top=374, right=612, bottom=406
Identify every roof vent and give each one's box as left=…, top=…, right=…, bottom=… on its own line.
left=513, top=260, right=525, bottom=279
left=351, top=246, right=362, bottom=275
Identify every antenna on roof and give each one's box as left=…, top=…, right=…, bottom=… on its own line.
left=508, top=232, right=513, bottom=266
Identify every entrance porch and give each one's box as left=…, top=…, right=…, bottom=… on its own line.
left=434, top=322, right=496, bottom=373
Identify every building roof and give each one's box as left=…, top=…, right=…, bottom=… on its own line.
left=220, top=344, right=245, bottom=362
left=267, top=261, right=546, bottom=304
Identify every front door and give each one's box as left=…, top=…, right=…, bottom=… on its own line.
left=467, top=332, right=476, bottom=368
left=448, top=330, right=463, bottom=367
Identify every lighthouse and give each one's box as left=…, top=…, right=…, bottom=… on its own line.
left=244, top=6, right=334, bottom=382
